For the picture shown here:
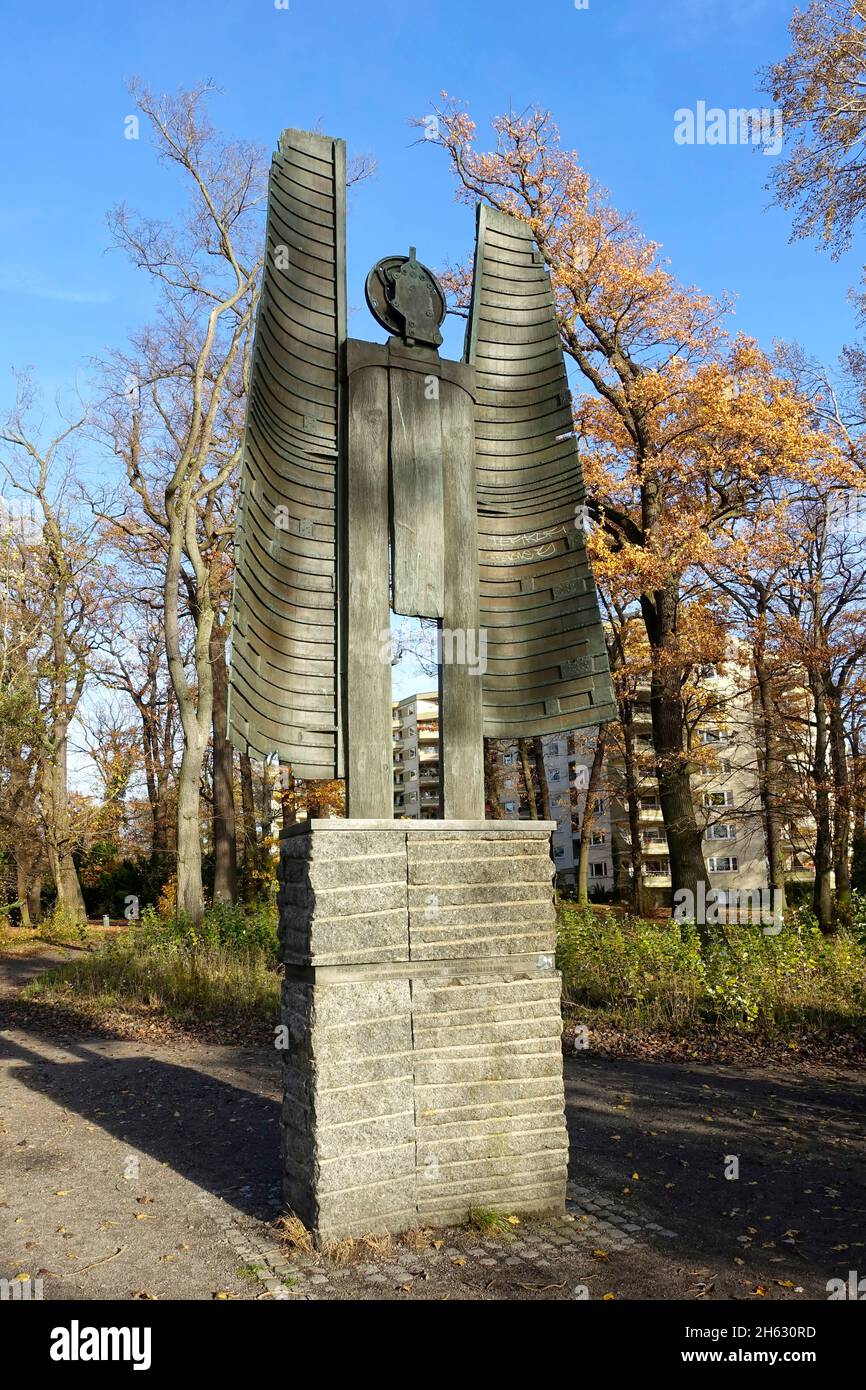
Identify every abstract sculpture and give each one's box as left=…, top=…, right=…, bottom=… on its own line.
left=228, top=129, right=615, bottom=1239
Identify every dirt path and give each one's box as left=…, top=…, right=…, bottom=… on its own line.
left=1, top=951, right=864, bottom=1301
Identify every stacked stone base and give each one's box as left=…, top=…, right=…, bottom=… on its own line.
left=278, top=820, right=568, bottom=1242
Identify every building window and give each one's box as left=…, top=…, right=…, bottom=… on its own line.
left=707, top=855, right=739, bottom=873
left=704, top=790, right=734, bottom=808
left=589, top=862, right=608, bottom=878
left=504, top=800, right=518, bottom=813
left=550, top=769, right=561, bottom=781
left=553, top=845, right=565, bottom=859
left=705, top=824, right=737, bottom=841
left=548, top=743, right=559, bottom=756
left=639, top=795, right=658, bottom=811
left=503, top=752, right=516, bottom=766
left=591, top=831, right=606, bottom=845
left=594, top=798, right=605, bottom=815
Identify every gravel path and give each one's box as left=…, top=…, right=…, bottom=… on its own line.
left=2, top=951, right=863, bottom=1301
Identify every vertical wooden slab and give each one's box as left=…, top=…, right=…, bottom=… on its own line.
left=389, top=365, right=445, bottom=619
left=346, top=347, right=393, bottom=817
left=439, top=370, right=485, bottom=819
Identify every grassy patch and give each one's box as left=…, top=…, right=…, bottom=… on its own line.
left=20, top=903, right=281, bottom=1038
left=557, top=902, right=866, bottom=1040
left=466, top=1206, right=513, bottom=1235
left=0, top=926, right=40, bottom=955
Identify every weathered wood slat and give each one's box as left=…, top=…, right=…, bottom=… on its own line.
left=439, top=372, right=485, bottom=819
left=389, top=364, right=445, bottom=620
left=345, top=356, right=392, bottom=817
left=228, top=129, right=346, bottom=773
left=465, top=203, right=617, bottom=737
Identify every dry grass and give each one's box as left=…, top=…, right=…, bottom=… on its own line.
left=273, top=1213, right=314, bottom=1256
left=399, top=1226, right=436, bottom=1252
left=22, top=937, right=280, bottom=1032
left=273, top=1212, right=448, bottom=1266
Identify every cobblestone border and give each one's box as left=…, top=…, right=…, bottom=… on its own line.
left=195, top=1179, right=679, bottom=1299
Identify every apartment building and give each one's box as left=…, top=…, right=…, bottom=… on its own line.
left=602, top=663, right=770, bottom=908
left=393, top=656, right=776, bottom=907
left=392, top=691, right=441, bottom=818
left=497, top=736, right=614, bottom=891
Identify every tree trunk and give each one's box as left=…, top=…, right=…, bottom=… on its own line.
left=809, top=674, right=835, bottom=933
left=279, top=761, right=297, bottom=831
left=483, top=739, right=503, bottom=818
left=239, top=751, right=258, bottom=860
left=518, top=739, right=538, bottom=818
left=210, top=628, right=237, bottom=903
left=753, top=647, right=786, bottom=912
left=175, top=734, right=206, bottom=923
left=260, top=758, right=274, bottom=848
left=576, top=727, right=607, bottom=905
left=641, top=586, right=706, bottom=918
left=15, top=845, right=41, bottom=928
left=827, top=689, right=851, bottom=925
left=43, top=724, right=86, bottom=921
left=619, top=710, right=645, bottom=913
left=532, top=736, right=553, bottom=820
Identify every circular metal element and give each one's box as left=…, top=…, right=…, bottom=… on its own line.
left=365, top=251, right=446, bottom=348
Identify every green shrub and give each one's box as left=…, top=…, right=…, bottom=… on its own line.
left=21, top=901, right=282, bottom=1034
left=130, top=900, right=279, bottom=965
left=556, top=902, right=866, bottom=1036
left=35, top=906, right=93, bottom=947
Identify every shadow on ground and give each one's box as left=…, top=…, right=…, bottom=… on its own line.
left=0, top=1026, right=282, bottom=1220
left=564, top=1054, right=866, bottom=1294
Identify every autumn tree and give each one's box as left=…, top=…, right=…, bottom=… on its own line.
left=428, top=104, right=843, bottom=911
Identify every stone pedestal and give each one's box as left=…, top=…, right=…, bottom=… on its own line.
left=277, top=819, right=568, bottom=1241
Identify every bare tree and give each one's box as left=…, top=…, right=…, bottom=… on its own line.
left=1, top=388, right=103, bottom=920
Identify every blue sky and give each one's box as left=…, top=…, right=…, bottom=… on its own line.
left=0, top=0, right=862, bottom=421
left=1, top=0, right=862, bottom=743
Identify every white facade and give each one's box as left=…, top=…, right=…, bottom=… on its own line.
left=392, top=691, right=440, bottom=818
left=392, top=661, right=775, bottom=903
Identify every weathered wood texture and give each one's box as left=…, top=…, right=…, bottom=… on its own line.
left=389, top=359, right=445, bottom=619
left=228, top=129, right=346, bottom=778
left=466, top=205, right=617, bottom=738
left=439, top=371, right=485, bottom=819
left=345, top=347, right=393, bottom=817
